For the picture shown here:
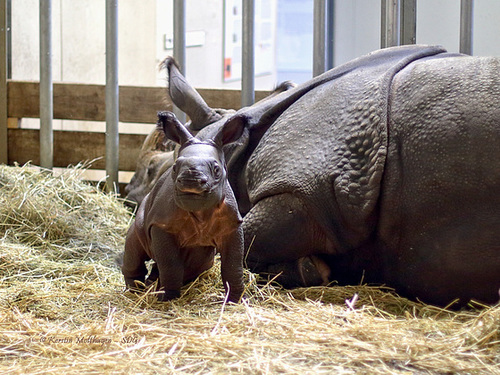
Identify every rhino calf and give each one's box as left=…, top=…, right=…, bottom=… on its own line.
left=122, top=111, right=245, bottom=302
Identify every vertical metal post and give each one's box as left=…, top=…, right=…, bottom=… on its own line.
left=326, top=0, right=335, bottom=70
left=173, top=0, right=186, bottom=122
left=313, top=0, right=326, bottom=77
left=6, top=0, right=10, bottom=79
left=40, top=0, right=53, bottom=169
left=460, top=0, right=474, bottom=55
left=106, top=0, right=119, bottom=192
left=242, top=0, right=254, bottom=107
left=400, top=0, right=416, bottom=45
left=381, top=0, right=399, bottom=48
left=0, top=0, right=7, bottom=164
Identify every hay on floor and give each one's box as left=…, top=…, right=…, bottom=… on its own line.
left=0, top=163, right=499, bottom=374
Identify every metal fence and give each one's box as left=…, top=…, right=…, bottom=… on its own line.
left=0, top=0, right=475, bottom=192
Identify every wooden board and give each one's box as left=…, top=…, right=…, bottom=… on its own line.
left=7, top=81, right=271, bottom=124
left=4, top=81, right=274, bottom=177
left=7, top=128, right=147, bottom=171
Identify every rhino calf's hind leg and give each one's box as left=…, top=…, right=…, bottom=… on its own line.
left=243, top=193, right=331, bottom=287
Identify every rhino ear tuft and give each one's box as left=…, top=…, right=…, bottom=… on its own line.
left=156, top=111, right=193, bottom=146
left=160, top=56, right=221, bottom=132
left=159, top=56, right=181, bottom=73
left=214, top=114, right=247, bottom=146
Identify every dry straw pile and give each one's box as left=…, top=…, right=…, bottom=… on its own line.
left=0, top=164, right=499, bottom=374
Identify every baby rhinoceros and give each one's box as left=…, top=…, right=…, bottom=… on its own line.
left=122, top=111, right=245, bottom=303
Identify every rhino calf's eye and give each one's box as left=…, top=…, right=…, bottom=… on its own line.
left=213, top=164, right=222, bottom=178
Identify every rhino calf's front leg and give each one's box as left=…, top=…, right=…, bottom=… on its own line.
left=150, top=225, right=185, bottom=301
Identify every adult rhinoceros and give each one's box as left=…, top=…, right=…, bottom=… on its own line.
left=160, top=45, right=500, bottom=307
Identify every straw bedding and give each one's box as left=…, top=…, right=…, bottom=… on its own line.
left=0, top=164, right=498, bottom=374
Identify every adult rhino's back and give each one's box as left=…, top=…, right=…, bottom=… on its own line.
left=247, top=46, right=427, bottom=250
left=379, top=55, right=500, bottom=305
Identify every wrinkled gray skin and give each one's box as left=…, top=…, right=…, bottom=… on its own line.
left=168, top=45, right=500, bottom=308
left=123, top=57, right=295, bottom=208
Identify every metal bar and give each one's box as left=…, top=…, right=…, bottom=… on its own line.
left=40, top=0, right=53, bottom=169
left=400, top=0, right=416, bottom=45
left=460, top=0, right=474, bottom=55
left=173, top=0, right=186, bottom=122
left=242, top=0, right=254, bottom=107
left=381, top=0, right=399, bottom=48
left=313, top=0, right=326, bottom=77
left=6, top=0, right=10, bottom=79
left=105, top=0, right=119, bottom=192
left=0, top=0, right=7, bottom=164
left=326, top=0, right=335, bottom=70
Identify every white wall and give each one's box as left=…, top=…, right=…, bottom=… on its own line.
left=474, top=0, right=500, bottom=56
left=12, top=0, right=158, bottom=132
left=276, top=0, right=313, bottom=83
left=417, top=0, right=500, bottom=56
left=416, top=0, right=460, bottom=52
left=333, top=0, right=381, bottom=67
left=278, top=0, right=500, bottom=84
left=332, top=0, right=500, bottom=70
left=12, top=0, right=157, bottom=85
left=155, top=0, right=277, bottom=90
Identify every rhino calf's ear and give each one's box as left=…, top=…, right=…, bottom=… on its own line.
left=157, top=111, right=193, bottom=146
left=214, top=114, right=247, bottom=146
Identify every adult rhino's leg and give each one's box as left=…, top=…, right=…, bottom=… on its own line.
left=243, top=193, right=333, bottom=287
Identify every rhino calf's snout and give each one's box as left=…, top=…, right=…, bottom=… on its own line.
left=176, top=171, right=210, bottom=194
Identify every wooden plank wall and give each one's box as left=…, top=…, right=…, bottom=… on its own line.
left=8, top=129, right=145, bottom=171
left=5, top=81, right=271, bottom=172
